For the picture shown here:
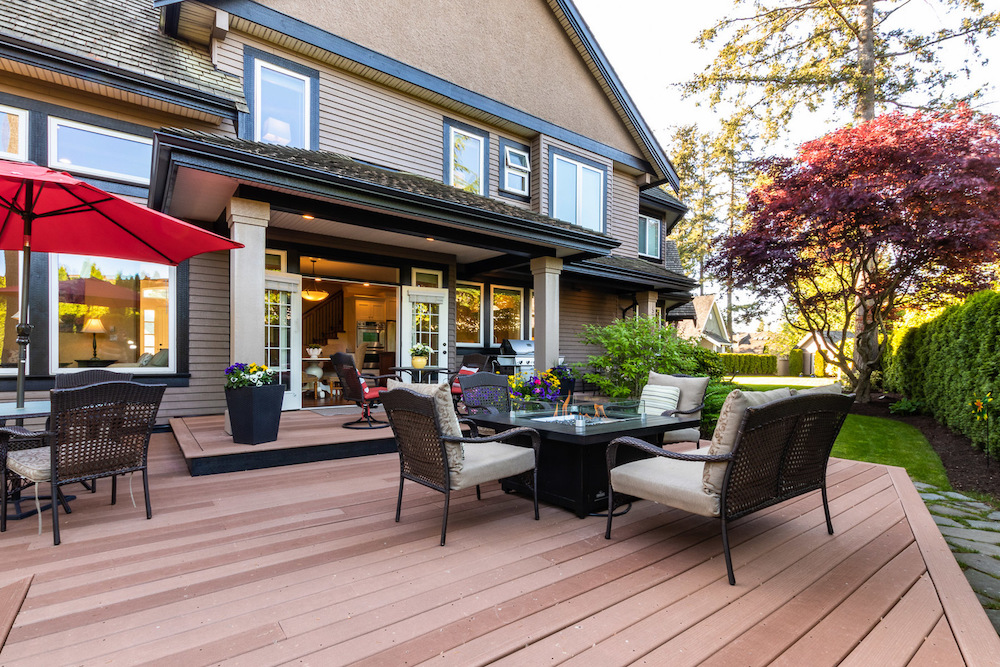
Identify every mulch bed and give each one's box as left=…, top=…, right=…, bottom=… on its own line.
left=850, top=393, right=1000, bottom=500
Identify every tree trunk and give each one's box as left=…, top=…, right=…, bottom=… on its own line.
left=852, top=323, right=881, bottom=403
left=856, top=0, right=876, bottom=122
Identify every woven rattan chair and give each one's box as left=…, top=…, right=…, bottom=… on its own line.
left=606, top=392, right=854, bottom=585
left=381, top=386, right=540, bottom=545
left=458, top=372, right=511, bottom=415
left=0, top=381, right=166, bottom=545
left=330, top=352, right=398, bottom=429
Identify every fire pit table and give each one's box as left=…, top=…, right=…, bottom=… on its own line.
left=468, top=406, right=699, bottom=518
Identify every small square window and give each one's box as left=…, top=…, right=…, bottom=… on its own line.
left=0, top=104, right=28, bottom=162
left=48, top=118, right=152, bottom=185
left=639, top=214, right=661, bottom=259
left=502, top=144, right=530, bottom=197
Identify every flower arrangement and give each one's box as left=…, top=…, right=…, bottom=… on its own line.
left=409, top=342, right=433, bottom=358
left=548, top=365, right=575, bottom=392
left=971, top=392, right=993, bottom=421
left=509, top=369, right=561, bottom=404
left=224, top=362, right=278, bottom=389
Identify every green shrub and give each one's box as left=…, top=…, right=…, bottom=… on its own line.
left=889, top=397, right=922, bottom=415
left=580, top=316, right=722, bottom=398
left=719, top=353, right=777, bottom=375
left=788, top=348, right=804, bottom=376
left=814, top=352, right=827, bottom=378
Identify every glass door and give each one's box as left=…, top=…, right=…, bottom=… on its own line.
left=399, top=286, right=449, bottom=382
left=264, top=272, right=302, bottom=410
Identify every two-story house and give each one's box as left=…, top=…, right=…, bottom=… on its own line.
left=0, top=0, right=696, bottom=419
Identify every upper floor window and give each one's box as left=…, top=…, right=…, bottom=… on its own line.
left=638, top=214, right=661, bottom=259
left=444, top=119, right=487, bottom=195
left=48, top=118, right=152, bottom=185
left=500, top=138, right=530, bottom=199
left=0, top=104, right=28, bottom=162
left=550, top=150, right=605, bottom=232
left=255, top=61, right=310, bottom=148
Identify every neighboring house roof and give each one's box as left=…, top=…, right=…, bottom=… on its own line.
left=675, top=294, right=733, bottom=346
left=0, top=0, right=246, bottom=119
left=734, top=331, right=782, bottom=354
left=797, top=330, right=855, bottom=351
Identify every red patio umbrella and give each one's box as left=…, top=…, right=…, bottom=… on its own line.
left=0, top=161, right=244, bottom=407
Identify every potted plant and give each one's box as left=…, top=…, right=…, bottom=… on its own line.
left=508, top=369, right=561, bottom=409
left=305, top=344, right=323, bottom=359
left=410, top=342, right=432, bottom=369
left=224, top=362, right=283, bottom=444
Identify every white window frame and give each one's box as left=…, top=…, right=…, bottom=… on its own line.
left=0, top=104, right=28, bottom=162
left=254, top=59, right=311, bottom=149
left=502, top=145, right=530, bottom=196
left=552, top=154, right=604, bottom=232
left=48, top=255, right=177, bottom=375
left=411, top=268, right=443, bottom=288
left=265, top=249, right=288, bottom=272
left=489, top=284, right=524, bottom=346
left=48, top=117, right=153, bottom=185
left=639, top=214, right=662, bottom=259
left=448, top=126, right=486, bottom=195
left=455, top=281, right=484, bottom=347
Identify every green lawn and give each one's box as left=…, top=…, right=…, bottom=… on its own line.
left=731, top=377, right=951, bottom=488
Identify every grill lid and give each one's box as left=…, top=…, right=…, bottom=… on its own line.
left=500, top=339, right=534, bottom=355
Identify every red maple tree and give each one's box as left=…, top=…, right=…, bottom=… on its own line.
left=712, top=106, right=1000, bottom=401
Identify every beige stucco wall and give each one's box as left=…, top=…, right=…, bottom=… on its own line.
left=264, top=0, right=644, bottom=159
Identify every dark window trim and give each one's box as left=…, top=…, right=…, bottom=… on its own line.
left=240, top=46, right=320, bottom=150
left=498, top=137, right=530, bottom=203
left=442, top=117, right=490, bottom=196
left=547, top=145, right=608, bottom=234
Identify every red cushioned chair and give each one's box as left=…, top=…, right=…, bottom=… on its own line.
left=449, top=354, right=490, bottom=409
left=331, top=352, right=399, bottom=429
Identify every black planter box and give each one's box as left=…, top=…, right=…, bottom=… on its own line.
left=225, top=384, right=284, bottom=445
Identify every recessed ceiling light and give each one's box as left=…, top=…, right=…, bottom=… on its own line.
left=302, top=214, right=315, bottom=220
left=426, top=237, right=434, bottom=242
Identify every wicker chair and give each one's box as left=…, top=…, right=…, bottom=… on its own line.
left=330, top=352, right=398, bottom=429
left=0, top=381, right=166, bottom=545
left=458, top=372, right=511, bottom=415
left=644, top=372, right=710, bottom=445
left=606, top=392, right=854, bottom=585
left=381, top=386, right=540, bottom=545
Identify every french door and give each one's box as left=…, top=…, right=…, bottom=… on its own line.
left=264, top=272, right=302, bottom=410
left=399, top=286, right=449, bottom=381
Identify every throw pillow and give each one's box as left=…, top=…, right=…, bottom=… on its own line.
left=790, top=382, right=843, bottom=396
left=639, top=384, right=681, bottom=416
left=647, top=372, right=710, bottom=417
left=387, top=379, right=463, bottom=473
left=451, top=366, right=477, bottom=393
left=702, top=387, right=792, bottom=495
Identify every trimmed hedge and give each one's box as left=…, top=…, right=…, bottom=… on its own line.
left=814, top=352, right=827, bottom=378
left=788, top=348, right=804, bottom=377
left=719, top=353, right=777, bottom=376
left=885, top=290, right=1000, bottom=458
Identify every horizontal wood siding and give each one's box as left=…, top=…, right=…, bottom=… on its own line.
left=610, top=169, right=639, bottom=257
left=156, top=252, right=231, bottom=421
left=558, top=287, right=623, bottom=366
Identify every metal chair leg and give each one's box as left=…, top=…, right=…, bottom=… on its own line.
left=57, top=487, right=72, bottom=513
left=721, top=516, right=735, bottom=585
left=395, top=476, right=404, bottom=522
left=143, top=469, right=152, bottom=519
left=51, top=482, right=61, bottom=546
left=475, top=485, right=481, bottom=500
left=111, top=475, right=118, bottom=505
left=440, top=489, right=450, bottom=546
left=821, top=486, right=834, bottom=534
left=605, top=483, right=614, bottom=539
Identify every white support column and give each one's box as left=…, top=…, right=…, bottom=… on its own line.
left=637, top=291, right=659, bottom=318
left=227, top=197, right=269, bottom=364
left=530, top=256, right=563, bottom=371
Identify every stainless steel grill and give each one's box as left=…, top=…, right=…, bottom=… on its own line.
left=496, top=339, right=534, bottom=374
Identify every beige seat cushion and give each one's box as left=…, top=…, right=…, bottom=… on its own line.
left=702, top=387, right=792, bottom=495
left=647, top=372, right=710, bottom=418
left=661, top=427, right=703, bottom=444
left=450, top=441, right=535, bottom=491
left=639, top=384, right=680, bottom=416
left=611, top=453, right=720, bottom=517
left=387, top=379, right=463, bottom=473
left=790, top=382, right=843, bottom=396
left=7, top=447, right=51, bottom=482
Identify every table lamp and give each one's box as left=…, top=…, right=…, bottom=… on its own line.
left=81, top=317, right=107, bottom=360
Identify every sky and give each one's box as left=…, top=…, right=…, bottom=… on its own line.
left=574, top=0, right=1000, bottom=156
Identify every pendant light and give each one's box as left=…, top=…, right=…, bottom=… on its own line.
left=302, top=258, right=330, bottom=302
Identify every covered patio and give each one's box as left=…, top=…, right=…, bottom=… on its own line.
left=0, top=433, right=996, bottom=665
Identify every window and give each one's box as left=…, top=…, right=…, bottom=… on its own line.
left=254, top=60, right=310, bottom=148
left=550, top=151, right=605, bottom=232
left=444, top=119, right=487, bottom=195
left=0, top=104, right=28, bottom=162
left=51, top=254, right=175, bottom=373
left=456, top=282, right=483, bottom=346
left=639, top=214, right=661, bottom=259
left=265, top=249, right=287, bottom=272
left=412, top=268, right=442, bottom=288
left=48, top=118, right=152, bottom=185
left=0, top=251, right=22, bottom=374
left=490, top=285, right=523, bottom=345
left=500, top=138, right=530, bottom=198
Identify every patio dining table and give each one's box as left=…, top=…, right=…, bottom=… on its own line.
left=468, top=410, right=699, bottom=518
left=0, top=399, right=74, bottom=520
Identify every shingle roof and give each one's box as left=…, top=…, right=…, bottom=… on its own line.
left=0, top=0, right=245, bottom=106
left=584, top=255, right=693, bottom=285
left=640, top=185, right=685, bottom=209
left=161, top=128, right=617, bottom=241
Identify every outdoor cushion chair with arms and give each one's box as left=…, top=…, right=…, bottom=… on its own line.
left=381, top=384, right=540, bottom=545
left=331, top=352, right=399, bottom=429
left=645, top=372, right=710, bottom=445
left=0, top=380, right=166, bottom=545
left=606, top=390, right=854, bottom=585
left=458, top=371, right=511, bottom=415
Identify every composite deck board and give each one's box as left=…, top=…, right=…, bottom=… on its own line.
left=0, top=435, right=995, bottom=665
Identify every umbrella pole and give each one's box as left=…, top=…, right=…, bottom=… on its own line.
left=15, top=207, right=33, bottom=409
